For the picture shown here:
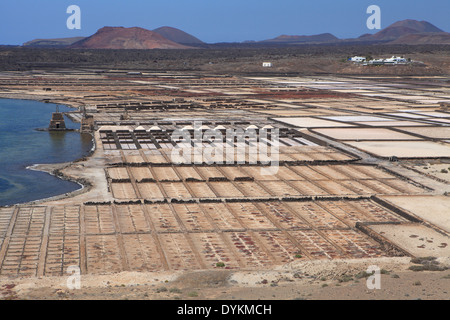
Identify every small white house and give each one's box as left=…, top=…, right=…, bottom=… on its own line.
left=365, top=56, right=409, bottom=66
left=349, top=56, right=366, bottom=63
left=384, top=56, right=408, bottom=64
left=262, top=62, right=273, bottom=68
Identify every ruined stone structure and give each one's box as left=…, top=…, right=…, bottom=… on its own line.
left=48, top=107, right=66, bottom=130
left=81, top=114, right=95, bottom=132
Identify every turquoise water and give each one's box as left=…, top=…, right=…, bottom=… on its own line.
left=0, top=99, right=93, bottom=206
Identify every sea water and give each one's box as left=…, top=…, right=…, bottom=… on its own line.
left=0, top=99, right=93, bottom=206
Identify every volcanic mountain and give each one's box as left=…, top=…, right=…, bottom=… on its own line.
left=153, top=26, right=204, bottom=45
left=20, top=19, right=448, bottom=49
left=262, top=33, right=338, bottom=44
left=70, top=26, right=192, bottom=49
left=363, top=19, right=444, bottom=41
left=389, top=32, right=450, bottom=45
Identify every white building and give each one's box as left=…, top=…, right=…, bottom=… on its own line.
left=366, top=59, right=385, bottom=65
left=384, top=56, right=408, bottom=64
left=262, top=62, right=273, bottom=68
left=365, top=56, right=409, bottom=66
left=349, top=56, right=366, bottom=63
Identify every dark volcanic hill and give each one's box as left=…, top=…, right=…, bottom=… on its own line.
left=19, top=19, right=449, bottom=49
left=153, top=26, right=204, bottom=45
left=389, top=32, right=450, bottom=45
left=364, top=19, right=444, bottom=41
left=262, top=33, right=338, bottom=44
left=23, top=37, right=86, bottom=48
left=70, top=26, right=192, bottom=49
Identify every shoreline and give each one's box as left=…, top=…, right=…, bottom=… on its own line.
left=0, top=95, right=95, bottom=207
left=0, top=92, right=82, bottom=110
left=22, top=163, right=88, bottom=206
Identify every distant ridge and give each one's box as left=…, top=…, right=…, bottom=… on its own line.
left=153, top=26, right=204, bottom=45
left=23, top=37, right=86, bottom=48
left=20, top=19, right=449, bottom=48
left=363, top=19, right=444, bottom=41
left=262, top=33, right=338, bottom=44
left=70, top=26, right=192, bottom=49
left=389, top=32, right=450, bottom=45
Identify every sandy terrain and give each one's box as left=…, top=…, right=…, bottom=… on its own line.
left=322, top=115, right=395, bottom=122
left=380, top=195, right=450, bottom=233
left=355, top=121, right=431, bottom=127
left=347, top=141, right=450, bottom=158
left=412, top=163, right=450, bottom=183
left=312, top=128, right=420, bottom=141
left=368, top=223, right=450, bottom=257
left=1, top=257, right=448, bottom=300
left=273, top=117, right=355, bottom=128
left=398, top=127, right=450, bottom=139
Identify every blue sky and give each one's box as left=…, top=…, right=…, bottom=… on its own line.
left=0, top=0, right=449, bottom=45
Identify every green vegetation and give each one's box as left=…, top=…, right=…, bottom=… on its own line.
left=337, top=275, right=353, bottom=283
left=411, top=256, right=437, bottom=264
left=409, top=256, right=448, bottom=272
left=409, top=264, right=447, bottom=272
left=156, top=287, right=168, bottom=293
left=354, top=271, right=372, bottom=279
